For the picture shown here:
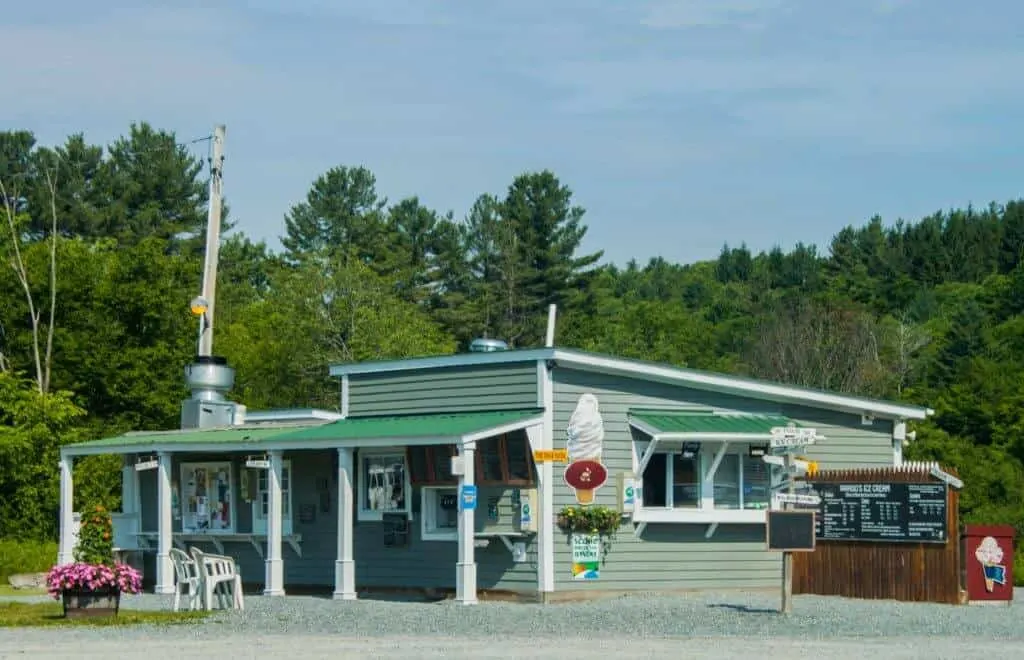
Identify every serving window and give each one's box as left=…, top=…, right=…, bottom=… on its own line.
left=421, top=486, right=459, bottom=541
left=358, top=449, right=411, bottom=521
left=634, top=441, right=775, bottom=523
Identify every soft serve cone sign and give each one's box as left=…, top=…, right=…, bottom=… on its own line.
left=975, top=536, right=1006, bottom=592
left=564, top=393, right=608, bottom=505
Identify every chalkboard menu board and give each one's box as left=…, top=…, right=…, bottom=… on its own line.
left=813, top=482, right=948, bottom=544
left=767, top=510, right=816, bottom=551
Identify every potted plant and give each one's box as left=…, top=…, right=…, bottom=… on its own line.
left=46, top=505, right=143, bottom=618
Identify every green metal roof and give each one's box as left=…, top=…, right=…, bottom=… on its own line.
left=628, top=409, right=801, bottom=435
left=68, top=425, right=314, bottom=450
left=271, top=409, right=543, bottom=441
left=66, top=409, right=544, bottom=452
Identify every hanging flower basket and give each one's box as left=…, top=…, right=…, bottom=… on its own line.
left=556, top=505, right=621, bottom=537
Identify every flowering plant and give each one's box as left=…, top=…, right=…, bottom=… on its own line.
left=46, top=504, right=143, bottom=598
left=556, top=505, right=621, bottom=537
left=46, top=562, right=143, bottom=598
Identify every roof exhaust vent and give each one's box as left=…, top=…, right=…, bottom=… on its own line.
left=469, top=337, right=509, bottom=353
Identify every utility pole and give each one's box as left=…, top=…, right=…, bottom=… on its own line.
left=197, top=124, right=226, bottom=357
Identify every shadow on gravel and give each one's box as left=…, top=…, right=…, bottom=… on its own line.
left=707, top=603, right=779, bottom=614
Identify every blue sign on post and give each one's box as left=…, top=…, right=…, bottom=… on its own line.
left=460, top=484, right=478, bottom=511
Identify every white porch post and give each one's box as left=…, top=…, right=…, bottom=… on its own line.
left=155, top=451, right=174, bottom=594
left=456, top=440, right=477, bottom=605
left=538, top=362, right=556, bottom=600
left=57, top=453, right=75, bottom=565
left=333, top=447, right=356, bottom=600
left=264, top=449, right=285, bottom=596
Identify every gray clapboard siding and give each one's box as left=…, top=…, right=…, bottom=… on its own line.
left=550, top=368, right=894, bottom=591
left=780, top=404, right=895, bottom=467
left=347, top=363, right=539, bottom=416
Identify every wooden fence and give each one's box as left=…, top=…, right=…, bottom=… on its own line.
left=793, top=463, right=962, bottom=604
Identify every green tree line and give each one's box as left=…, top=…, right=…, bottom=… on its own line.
left=2, top=123, right=1023, bottom=551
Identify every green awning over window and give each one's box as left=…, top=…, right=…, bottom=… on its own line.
left=628, top=409, right=801, bottom=436
left=63, top=409, right=544, bottom=456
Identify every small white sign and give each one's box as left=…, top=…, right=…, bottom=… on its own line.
left=762, top=455, right=786, bottom=466
left=245, top=458, right=270, bottom=469
left=773, top=492, right=821, bottom=506
left=769, top=426, right=818, bottom=449
left=134, top=458, right=158, bottom=472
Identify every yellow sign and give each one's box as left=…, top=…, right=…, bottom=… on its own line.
left=533, top=449, right=569, bottom=463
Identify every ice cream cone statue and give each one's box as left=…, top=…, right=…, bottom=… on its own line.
left=975, top=536, right=1006, bottom=592
left=564, top=393, right=608, bottom=505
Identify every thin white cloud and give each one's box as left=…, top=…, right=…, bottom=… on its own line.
left=640, top=0, right=787, bottom=29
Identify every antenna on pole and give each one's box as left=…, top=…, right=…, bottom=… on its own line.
left=194, top=124, right=226, bottom=357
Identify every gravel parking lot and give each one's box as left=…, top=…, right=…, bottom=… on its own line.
left=1, top=590, right=1021, bottom=659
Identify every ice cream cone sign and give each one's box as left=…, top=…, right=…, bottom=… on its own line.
left=975, top=536, right=1006, bottom=592
left=564, top=393, right=608, bottom=505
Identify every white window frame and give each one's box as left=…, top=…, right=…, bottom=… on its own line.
left=420, top=486, right=459, bottom=542
left=251, top=460, right=293, bottom=536
left=357, top=448, right=412, bottom=522
left=179, top=461, right=236, bottom=533
left=632, top=440, right=771, bottom=524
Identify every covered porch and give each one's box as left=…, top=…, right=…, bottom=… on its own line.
left=58, top=409, right=546, bottom=605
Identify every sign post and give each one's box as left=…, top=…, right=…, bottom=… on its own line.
left=766, top=425, right=820, bottom=615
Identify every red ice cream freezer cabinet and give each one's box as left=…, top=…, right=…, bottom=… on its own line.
left=961, top=524, right=1015, bottom=605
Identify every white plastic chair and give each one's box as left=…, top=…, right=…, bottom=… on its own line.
left=189, top=546, right=244, bottom=611
left=168, top=547, right=201, bottom=612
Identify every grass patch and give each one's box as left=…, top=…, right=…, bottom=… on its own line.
left=0, top=538, right=57, bottom=583
left=0, top=585, right=46, bottom=597
left=0, top=601, right=210, bottom=627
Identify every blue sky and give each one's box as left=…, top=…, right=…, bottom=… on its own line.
left=4, top=0, right=1023, bottom=266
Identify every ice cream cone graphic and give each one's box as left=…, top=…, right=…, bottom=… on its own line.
left=565, top=394, right=607, bottom=505
left=975, top=536, right=1005, bottom=592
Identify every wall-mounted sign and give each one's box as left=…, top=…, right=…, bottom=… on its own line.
left=564, top=393, right=608, bottom=506
left=245, top=456, right=270, bottom=469
left=459, top=484, right=478, bottom=511
left=571, top=534, right=600, bottom=580
left=814, top=482, right=947, bottom=543
left=533, top=449, right=569, bottom=463
left=134, top=458, right=158, bottom=472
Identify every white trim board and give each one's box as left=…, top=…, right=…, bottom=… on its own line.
left=329, top=348, right=932, bottom=420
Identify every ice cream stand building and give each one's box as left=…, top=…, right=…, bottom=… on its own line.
left=57, top=337, right=935, bottom=603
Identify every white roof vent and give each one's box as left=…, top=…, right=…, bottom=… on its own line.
left=468, top=338, right=509, bottom=353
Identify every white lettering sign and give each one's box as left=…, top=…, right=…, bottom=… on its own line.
left=245, top=458, right=270, bottom=469
left=773, top=492, right=821, bottom=506
left=769, top=426, right=818, bottom=449
left=134, top=459, right=158, bottom=472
